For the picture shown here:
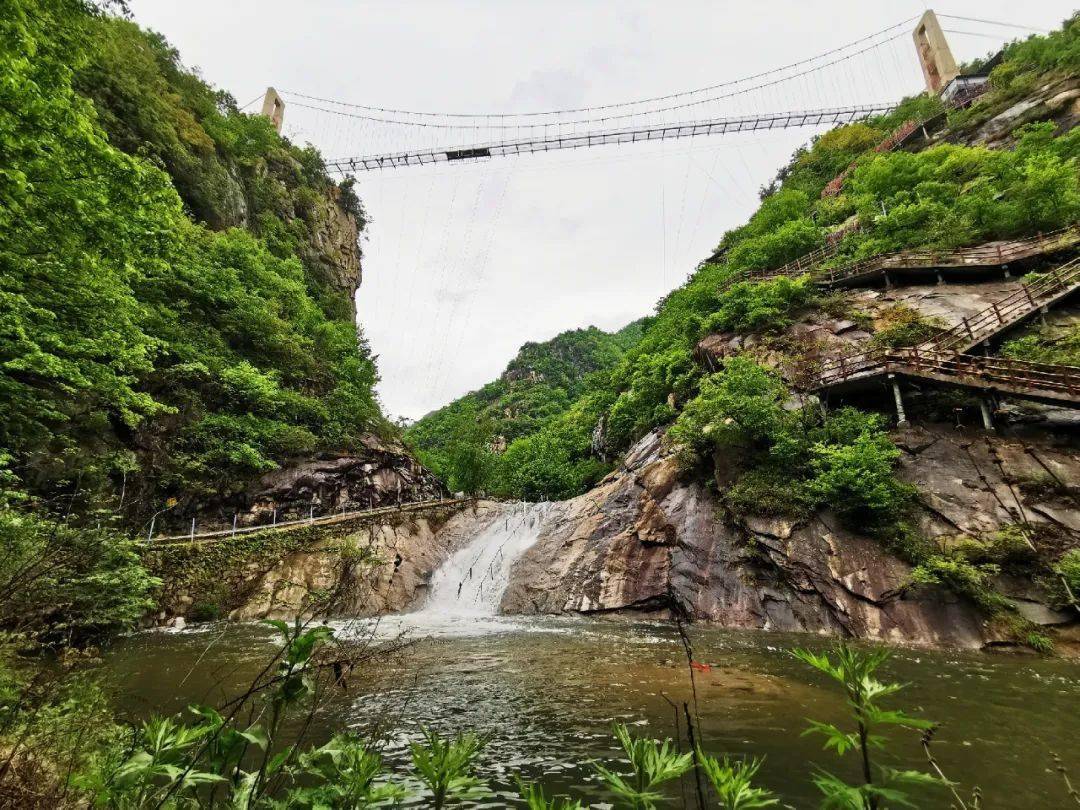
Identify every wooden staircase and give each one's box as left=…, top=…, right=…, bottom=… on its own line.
left=810, top=255, right=1080, bottom=409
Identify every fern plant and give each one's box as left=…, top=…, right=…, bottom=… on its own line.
left=517, top=778, right=586, bottom=809
left=697, top=752, right=778, bottom=809
left=409, top=726, right=487, bottom=809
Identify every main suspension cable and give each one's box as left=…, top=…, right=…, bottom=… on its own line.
left=279, top=15, right=917, bottom=122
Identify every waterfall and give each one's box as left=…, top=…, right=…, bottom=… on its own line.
left=414, top=501, right=552, bottom=618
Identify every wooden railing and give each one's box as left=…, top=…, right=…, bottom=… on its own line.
left=813, top=254, right=1080, bottom=390
left=815, top=226, right=1080, bottom=287
left=726, top=225, right=1079, bottom=293
left=148, top=497, right=473, bottom=545
left=884, top=351, right=1080, bottom=402
left=821, top=119, right=920, bottom=198
left=722, top=221, right=864, bottom=289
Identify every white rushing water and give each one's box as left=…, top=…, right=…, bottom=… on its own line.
left=345, top=501, right=558, bottom=639
left=415, top=501, right=554, bottom=618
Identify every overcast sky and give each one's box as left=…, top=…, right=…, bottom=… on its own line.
left=128, top=1, right=1076, bottom=420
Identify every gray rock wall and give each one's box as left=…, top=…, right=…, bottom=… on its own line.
left=502, top=425, right=1080, bottom=648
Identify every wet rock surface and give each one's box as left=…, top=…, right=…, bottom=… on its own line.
left=153, top=500, right=508, bottom=623
left=502, top=425, right=1080, bottom=648
left=229, top=501, right=508, bottom=620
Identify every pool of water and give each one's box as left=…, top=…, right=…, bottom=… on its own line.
left=104, top=615, right=1080, bottom=808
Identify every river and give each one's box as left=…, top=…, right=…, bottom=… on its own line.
left=104, top=503, right=1080, bottom=807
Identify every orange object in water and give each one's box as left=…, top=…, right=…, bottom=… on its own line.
left=690, top=661, right=711, bottom=673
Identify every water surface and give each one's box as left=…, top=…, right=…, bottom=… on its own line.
left=106, top=617, right=1080, bottom=808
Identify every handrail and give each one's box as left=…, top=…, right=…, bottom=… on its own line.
left=147, top=497, right=472, bottom=545
left=812, top=254, right=1080, bottom=388
left=729, top=224, right=1079, bottom=293
left=816, top=226, right=1080, bottom=287
left=887, top=350, right=1080, bottom=399
left=722, top=224, right=859, bottom=290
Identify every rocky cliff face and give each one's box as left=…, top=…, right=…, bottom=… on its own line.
left=148, top=500, right=501, bottom=623
left=501, top=426, right=1080, bottom=648
left=303, top=184, right=364, bottom=317
left=244, top=433, right=446, bottom=523
left=948, top=74, right=1080, bottom=149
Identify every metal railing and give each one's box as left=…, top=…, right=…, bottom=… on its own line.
left=147, top=497, right=472, bottom=545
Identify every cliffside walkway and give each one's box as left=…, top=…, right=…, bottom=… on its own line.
left=149, top=497, right=472, bottom=546
left=810, top=255, right=1080, bottom=411
left=724, top=225, right=1080, bottom=291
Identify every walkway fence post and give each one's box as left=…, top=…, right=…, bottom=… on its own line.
left=189, top=517, right=195, bottom=541
left=232, top=514, right=237, bottom=537
left=889, top=374, right=908, bottom=426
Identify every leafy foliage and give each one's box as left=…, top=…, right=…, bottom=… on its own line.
left=794, top=644, right=940, bottom=809
left=1056, top=549, right=1080, bottom=596
left=0, top=510, right=158, bottom=644
left=697, top=752, right=778, bottom=810
left=407, top=323, right=641, bottom=497
left=1, top=0, right=383, bottom=524
left=410, top=727, right=488, bottom=809
left=670, top=359, right=913, bottom=527
left=592, top=722, right=693, bottom=809
left=1002, top=322, right=1080, bottom=367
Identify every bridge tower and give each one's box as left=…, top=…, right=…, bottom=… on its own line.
left=912, top=10, right=959, bottom=95
left=260, top=87, right=285, bottom=132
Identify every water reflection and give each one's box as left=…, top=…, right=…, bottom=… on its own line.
left=114, top=618, right=1080, bottom=807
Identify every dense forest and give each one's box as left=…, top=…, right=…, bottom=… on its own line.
left=406, top=321, right=642, bottom=494
left=2, top=0, right=386, bottom=641
left=2, top=0, right=383, bottom=521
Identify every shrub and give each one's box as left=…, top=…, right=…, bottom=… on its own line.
left=0, top=510, right=159, bottom=645
left=703, top=277, right=816, bottom=336
left=1055, top=549, right=1080, bottom=601
left=910, top=555, right=1011, bottom=613
left=673, top=362, right=911, bottom=527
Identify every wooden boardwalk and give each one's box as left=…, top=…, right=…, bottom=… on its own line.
left=809, top=255, right=1080, bottom=410
left=723, top=225, right=1080, bottom=291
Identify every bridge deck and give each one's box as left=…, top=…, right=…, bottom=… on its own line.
left=325, top=104, right=896, bottom=173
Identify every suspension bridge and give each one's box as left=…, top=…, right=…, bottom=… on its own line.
left=253, top=10, right=1058, bottom=422
left=267, top=12, right=1042, bottom=175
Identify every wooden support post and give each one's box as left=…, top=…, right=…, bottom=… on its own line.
left=232, top=514, right=237, bottom=537
left=190, top=517, right=195, bottom=541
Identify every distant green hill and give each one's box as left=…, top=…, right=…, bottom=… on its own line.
left=406, top=321, right=643, bottom=494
